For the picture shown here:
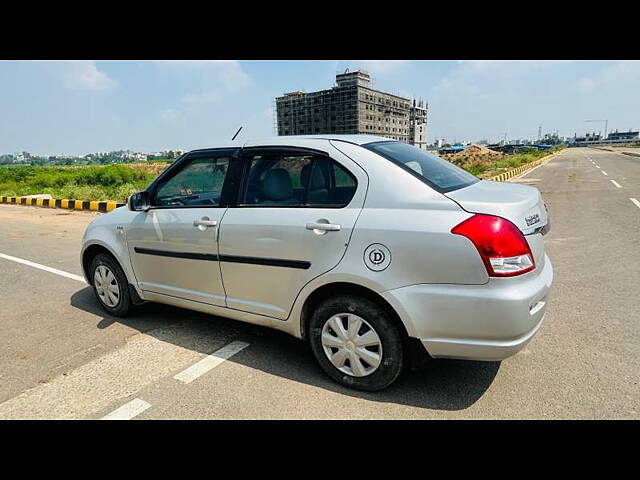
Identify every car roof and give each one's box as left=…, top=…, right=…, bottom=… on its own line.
left=243, top=134, right=393, bottom=146
left=187, top=135, right=393, bottom=154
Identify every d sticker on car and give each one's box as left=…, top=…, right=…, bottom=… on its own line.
left=363, top=244, right=391, bottom=272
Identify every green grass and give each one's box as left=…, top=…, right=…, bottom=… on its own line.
left=0, top=164, right=156, bottom=202
left=472, top=147, right=564, bottom=178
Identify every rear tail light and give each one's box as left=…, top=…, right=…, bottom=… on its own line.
left=451, top=214, right=535, bottom=277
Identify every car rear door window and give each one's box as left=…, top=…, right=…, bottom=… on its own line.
left=242, top=154, right=313, bottom=206
left=240, top=152, right=357, bottom=207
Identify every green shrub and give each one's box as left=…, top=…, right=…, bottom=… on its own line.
left=0, top=164, right=156, bottom=202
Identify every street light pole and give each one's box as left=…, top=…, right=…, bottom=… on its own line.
left=585, top=119, right=608, bottom=141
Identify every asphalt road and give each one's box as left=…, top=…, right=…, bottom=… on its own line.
left=0, top=147, right=638, bottom=419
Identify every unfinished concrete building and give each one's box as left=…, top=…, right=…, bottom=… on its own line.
left=275, top=71, right=428, bottom=149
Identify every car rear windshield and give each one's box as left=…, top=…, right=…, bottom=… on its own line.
left=364, top=141, right=479, bottom=193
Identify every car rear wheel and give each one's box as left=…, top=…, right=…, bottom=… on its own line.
left=309, top=295, right=404, bottom=391
left=90, top=253, right=132, bottom=317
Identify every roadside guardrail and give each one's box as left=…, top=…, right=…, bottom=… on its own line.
left=0, top=196, right=124, bottom=212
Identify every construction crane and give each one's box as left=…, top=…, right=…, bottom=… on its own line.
left=585, top=119, right=608, bottom=140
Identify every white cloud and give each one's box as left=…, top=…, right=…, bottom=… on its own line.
left=460, top=60, right=562, bottom=70
left=356, top=60, right=408, bottom=74
left=61, top=61, right=116, bottom=90
left=181, top=91, right=220, bottom=104
left=575, top=60, right=640, bottom=93
left=575, top=77, right=595, bottom=94
left=152, top=60, right=251, bottom=90
left=428, top=61, right=565, bottom=142
left=427, top=60, right=640, bottom=142
left=442, top=60, right=563, bottom=86
left=159, top=108, right=186, bottom=124
left=153, top=61, right=251, bottom=133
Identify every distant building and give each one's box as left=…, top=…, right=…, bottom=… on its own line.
left=409, top=99, right=428, bottom=149
left=607, top=130, right=639, bottom=141
left=574, top=132, right=601, bottom=143
left=438, top=144, right=465, bottom=155
left=123, top=152, right=148, bottom=162
left=275, top=70, right=428, bottom=149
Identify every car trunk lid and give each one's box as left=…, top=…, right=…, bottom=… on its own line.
left=445, top=180, right=549, bottom=268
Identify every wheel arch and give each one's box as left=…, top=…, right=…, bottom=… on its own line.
left=299, top=282, right=409, bottom=342
left=82, top=243, right=112, bottom=284
left=82, top=241, right=146, bottom=306
left=82, top=242, right=131, bottom=286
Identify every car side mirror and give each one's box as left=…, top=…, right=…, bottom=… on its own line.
left=128, top=191, right=150, bottom=212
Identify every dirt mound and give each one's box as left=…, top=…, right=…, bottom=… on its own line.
left=452, top=144, right=501, bottom=156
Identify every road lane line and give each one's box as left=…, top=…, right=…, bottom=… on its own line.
left=602, top=171, right=608, bottom=176
left=0, top=252, right=85, bottom=283
left=631, top=198, right=640, bottom=209
left=595, top=165, right=600, bottom=168
left=173, top=340, right=250, bottom=384
left=0, top=324, right=232, bottom=419
left=611, top=180, right=622, bottom=188
left=101, top=398, right=151, bottom=420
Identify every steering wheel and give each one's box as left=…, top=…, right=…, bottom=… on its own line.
left=162, top=195, right=188, bottom=206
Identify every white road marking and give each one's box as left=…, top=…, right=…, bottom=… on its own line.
left=101, top=398, right=151, bottom=420
left=509, top=152, right=557, bottom=181
left=0, top=252, right=86, bottom=283
left=512, top=178, right=540, bottom=183
left=174, top=340, right=250, bottom=384
left=630, top=198, right=640, bottom=209
left=602, top=171, right=608, bottom=176
left=0, top=325, right=231, bottom=419
left=611, top=180, right=622, bottom=188
left=595, top=165, right=600, bottom=168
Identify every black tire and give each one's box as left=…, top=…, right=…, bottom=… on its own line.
left=309, top=295, right=404, bottom=391
left=89, top=253, right=132, bottom=317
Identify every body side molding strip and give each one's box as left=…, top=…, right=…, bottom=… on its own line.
left=133, top=247, right=310, bottom=269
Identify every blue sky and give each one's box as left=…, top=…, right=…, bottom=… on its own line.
left=1, top=60, right=638, bottom=155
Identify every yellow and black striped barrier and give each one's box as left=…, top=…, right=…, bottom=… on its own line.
left=490, top=151, right=558, bottom=182
left=0, top=196, right=124, bottom=212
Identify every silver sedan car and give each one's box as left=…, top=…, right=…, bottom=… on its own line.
left=81, top=135, right=553, bottom=391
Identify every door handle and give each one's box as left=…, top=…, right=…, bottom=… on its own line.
left=306, top=222, right=341, bottom=232
left=193, top=218, right=218, bottom=228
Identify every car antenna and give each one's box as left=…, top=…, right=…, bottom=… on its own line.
left=231, top=126, right=243, bottom=141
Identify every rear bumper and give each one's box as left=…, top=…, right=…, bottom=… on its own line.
left=382, top=254, right=553, bottom=361
left=421, top=313, right=545, bottom=361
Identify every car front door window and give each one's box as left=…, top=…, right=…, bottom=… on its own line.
left=154, top=156, right=230, bottom=207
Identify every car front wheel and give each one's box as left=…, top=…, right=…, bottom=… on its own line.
left=90, top=253, right=132, bottom=317
left=309, top=295, right=404, bottom=391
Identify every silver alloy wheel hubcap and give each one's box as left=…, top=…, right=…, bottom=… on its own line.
left=94, top=265, right=120, bottom=308
left=321, top=313, right=383, bottom=377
